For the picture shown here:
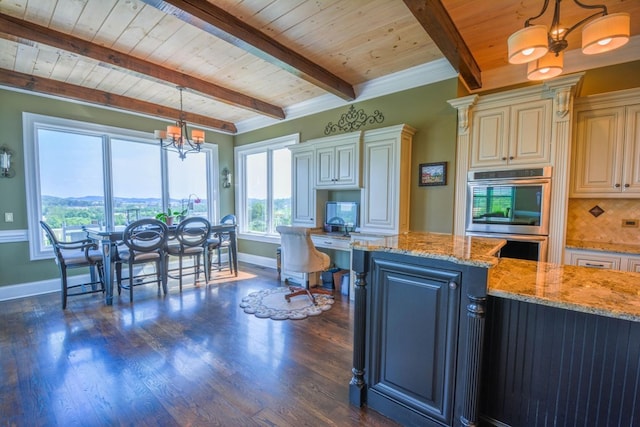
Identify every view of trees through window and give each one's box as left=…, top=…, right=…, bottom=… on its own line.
left=36, top=126, right=212, bottom=243
left=240, top=144, right=292, bottom=236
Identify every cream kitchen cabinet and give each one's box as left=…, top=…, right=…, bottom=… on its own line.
left=312, top=131, right=362, bottom=189
left=571, top=99, right=640, bottom=198
left=289, top=144, right=327, bottom=228
left=469, top=98, right=552, bottom=169
left=360, top=124, right=415, bottom=235
left=565, top=248, right=640, bottom=272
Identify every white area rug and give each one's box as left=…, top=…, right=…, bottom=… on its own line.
left=240, top=286, right=334, bottom=320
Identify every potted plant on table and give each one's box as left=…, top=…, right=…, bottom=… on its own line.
left=155, top=208, right=187, bottom=225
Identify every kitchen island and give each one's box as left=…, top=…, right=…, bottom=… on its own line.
left=349, top=232, right=506, bottom=427
left=483, top=258, right=640, bottom=426
left=349, top=232, right=640, bottom=427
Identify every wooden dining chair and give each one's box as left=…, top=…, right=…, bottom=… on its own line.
left=39, top=220, right=105, bottom=309
left=165, top=216, right=211, bottom=291
left=115, top=218, right=168, bottom=302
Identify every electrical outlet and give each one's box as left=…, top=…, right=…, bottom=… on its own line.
left=4, top=212, right=13, bottom=222
left=621, top=219, right=639, bottom=228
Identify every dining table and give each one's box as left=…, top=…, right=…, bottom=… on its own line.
left=86, top=223, right=238, bottom=305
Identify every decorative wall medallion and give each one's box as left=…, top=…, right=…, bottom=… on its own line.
left=589, top=205, right=605, bottom=217
left=324, top=105, right=384, bottom=135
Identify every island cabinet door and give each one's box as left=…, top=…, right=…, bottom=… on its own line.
left=366, top=258, right=461, bottom=426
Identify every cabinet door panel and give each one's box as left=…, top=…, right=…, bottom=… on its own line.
left=572, top=107, right=625, bottom=195
left=623, top=104, right=640, bottom=195
left=367, top=259, right=461, bottom=425
left=315, top=146, right=335, bottom=186
left=470, top=108, right=508, bottom=168
left=509, top=100, right=551, bottom=165
left=362, top=143, right=394, bottom=229
left=335, top=144, right=357, bottom=185
left=291, top=149, right=315, bottom=225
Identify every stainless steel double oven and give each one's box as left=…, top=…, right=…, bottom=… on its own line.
left=465, top=167, right=552, bottom=262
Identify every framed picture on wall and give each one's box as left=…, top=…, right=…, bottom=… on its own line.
left=419, top=162, right=447, bottom=186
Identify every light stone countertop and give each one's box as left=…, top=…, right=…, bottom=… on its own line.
left=566, top=239, right=640, bottom=255
left=350, top=231, right=506, bottom=268
left=489, top=257, right=640, bottom=322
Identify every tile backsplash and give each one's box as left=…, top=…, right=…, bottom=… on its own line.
left=566, top=198, right=640, bottom=244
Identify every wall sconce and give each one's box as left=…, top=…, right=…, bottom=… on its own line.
left=0, top=146, right=15, bottom=178
left=221, top=167, right=232, bottom=188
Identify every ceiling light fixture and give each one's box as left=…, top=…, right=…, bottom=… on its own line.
left=154, top=87, right=205, bottom=160
left=507, top=0, right=630, bottom=80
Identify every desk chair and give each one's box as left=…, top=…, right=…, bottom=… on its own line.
left=166, top=217, right=211, bottom=291
left=115, top=218, right=168, bottom=302
left=40, top=221, right=105, bottom=309
left=276, top=225, right=333, bottom=305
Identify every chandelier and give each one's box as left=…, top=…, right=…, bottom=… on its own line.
left=507, top=0, right=630, bottom=81
left=154, top=87, right=205, bottom=160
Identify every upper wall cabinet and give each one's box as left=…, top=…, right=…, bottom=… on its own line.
left=310, top=131, right=362, bottom=189
left=289, top=143, right=327, bottom=228
left=470, top=98, right=552, bottom=169
left=360, top=124, right=415, bottom=235
left=571, top=90, right=640, bottom=198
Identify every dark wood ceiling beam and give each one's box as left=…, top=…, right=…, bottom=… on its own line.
left=403, top=0, right=482, bottom=90
left=0, top=12, right=284, bottom=120
left=0, top=68, right=236, bottom=133
left=140, top=0, right=356, bottom=101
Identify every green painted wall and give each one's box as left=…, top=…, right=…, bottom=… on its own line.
left=0, top=88, right=234, bottom=287
left=234, top=78, right=461, bottom=262
left=2, top=60, right=639, bottom=287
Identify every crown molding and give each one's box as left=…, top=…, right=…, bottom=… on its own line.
left=235, top=59, right=457, bottom=134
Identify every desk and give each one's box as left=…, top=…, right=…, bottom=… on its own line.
left=309, top=232, right=386, bottom=299
left=86, top=223, right=238, bottom=305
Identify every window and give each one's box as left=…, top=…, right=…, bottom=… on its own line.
left=235, top=134, right=297, bottom=242
left=24, top=113, right=219, bottom=260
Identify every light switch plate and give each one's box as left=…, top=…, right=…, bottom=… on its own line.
left=4, top=212, right=13, bottom=222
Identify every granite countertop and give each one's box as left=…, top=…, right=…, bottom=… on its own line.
left=566, top=239, right=640, bottom=255
left=350, top=231, right=506, bottom=268
left=489, top=257, right=640, bottom=322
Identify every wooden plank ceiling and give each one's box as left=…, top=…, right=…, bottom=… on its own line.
left=0, top=0, right=638, bottom=134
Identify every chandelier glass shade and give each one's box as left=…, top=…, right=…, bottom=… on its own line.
left=507, top=0, right=630, bottom=81
left=154, top=87, right=205, bottom=160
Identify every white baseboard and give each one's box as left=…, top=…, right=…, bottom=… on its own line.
left=237, top=252, right=276, bottom=269
left=0, top=252, right=277, bottom=301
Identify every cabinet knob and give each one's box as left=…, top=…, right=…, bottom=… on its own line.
left=509, top=156, right=514, bottom=160
left=449, top=280, right=458, bottom=290
left=501, top=157, right=507, bottom=161
left=624, top=183, right=630, bottom=188
left=615, top=183, right=621, bottom=188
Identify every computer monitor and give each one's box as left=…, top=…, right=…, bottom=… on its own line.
left=325, top=201, right=359, bottom=229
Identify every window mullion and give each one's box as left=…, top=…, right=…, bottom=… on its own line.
left=266, top=148, right=274, bottom=235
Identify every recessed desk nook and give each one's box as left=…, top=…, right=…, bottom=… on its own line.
left=285, top=124, right=416, bottom=296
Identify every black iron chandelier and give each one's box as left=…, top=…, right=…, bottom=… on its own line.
left=154, top=87, right=205, bottom=160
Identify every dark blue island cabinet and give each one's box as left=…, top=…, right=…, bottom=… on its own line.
left=480, top=296, right=640, bottom=427
left=350, top=248, right=493, bottom=427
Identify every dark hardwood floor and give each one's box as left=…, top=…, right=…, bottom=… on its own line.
left=0, top=263, right=399, bottom=426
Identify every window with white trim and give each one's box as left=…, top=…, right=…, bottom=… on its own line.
left=24, top=113, right=219, bottom=260
left=235, top=134, right=297, bottom=242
